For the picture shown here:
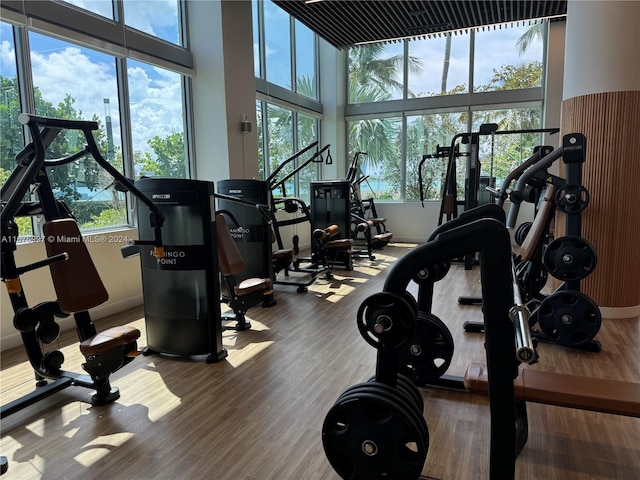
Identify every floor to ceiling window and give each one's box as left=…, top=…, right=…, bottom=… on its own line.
left=253, top=0, right=321, bottom=201
left=347, top=22, right=547, bottom=202
left=0, top=0, right=193, bottom=235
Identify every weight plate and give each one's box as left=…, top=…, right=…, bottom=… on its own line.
left=397, top=374, right=424, bottom=414
left=543, top=235, right=597, bottom=281
left=356, top=292, right=416, bottom=349
left=323, top=388, right=428, bottom=480
left=400, top=291, right=419, bottom=317
left=337, top=382, right=428, bottom=449
left=398, top=312, right=454, bottom=385
left=537, top=290, right=601, bottom=347
left=514, top=222, right=532, bottom=246
left=555, top=185, right=590, bottom=214
left=365, top=374, right=424, bottom=414
left=411, top=262, right=451, bottom=284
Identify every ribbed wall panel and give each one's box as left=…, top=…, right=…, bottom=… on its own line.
left=560, top=91, right=640, bottom=308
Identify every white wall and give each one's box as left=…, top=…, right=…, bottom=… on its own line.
left=375, top=201, right=535, bottom=244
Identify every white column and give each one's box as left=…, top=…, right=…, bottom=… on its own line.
left=189, top=0, right=259, bottom=182
left=563, top=0, right=639, bottom=100
left=560, top=0, right=640, bottom=313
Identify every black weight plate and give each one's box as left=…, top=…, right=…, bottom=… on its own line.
left=356, top=292, right=416, bottom=349
left=514, top=222, right=532, bottom=246
left=400, top=291, right=419, bottom=317
left=543, top=235, right=597, bottom=282
left=537, top=290, right=601, bottom=347
left=323, top=389, right=428, bottom=480
left=365, top=374, right=424, bottom=414
left=411, top=262, right=451, bottom=284
left=337, top=382, right=429, bottom=449
left=329, top=384, right=428, bottom=463
left=555, top=185, right=590, bottom=214
left=398, top=312, right=454, bottom=385
left=397, top=373, right=424, bottom=414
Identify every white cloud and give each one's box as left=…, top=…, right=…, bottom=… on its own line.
left=126, top=63, right=183, bottom=154
left=27, top=41, right=183, bottom=158
left=1, top=39, right=17, bottom=74
left=122, top=0, right=179, bottom=37
left=61, top=0, right=114, bottom=19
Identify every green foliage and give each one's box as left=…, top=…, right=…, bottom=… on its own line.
left=70, top=201, right=115, bottom=226
left=347, top=33, right=545, bottom=202
left=81, top=206, right=127, bottom=229
left=137, top=131, right=187, bottom=178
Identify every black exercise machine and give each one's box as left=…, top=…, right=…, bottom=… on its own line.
left=1, top=113, right=165, bottom=416
left=464, top=134, right=602, bottom=351
left=268, top=143, right=353, bottom=284
left=216, top=212, right=276, bottom=331
left=436, top=124, right=559, bottom=269
left=345, top=151, right=393, bottom=260
left=323, top=215, right=522, bottom=479
left=457, top=144, right=553, bottom=306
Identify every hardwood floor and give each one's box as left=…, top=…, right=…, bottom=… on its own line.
left=1, top=243, right=639, bottom=479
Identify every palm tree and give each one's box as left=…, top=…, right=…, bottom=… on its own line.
left=441, top=34, right=452, bottom=94
left=516, top=21, right=545, bottom=55
left=347, top=43, right=423, bottom=174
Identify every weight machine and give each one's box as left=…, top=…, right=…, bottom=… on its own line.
left=396, top=135, right=601, bottom=396
left=435, top=124, right=559, bottom=269
left=345, top=151, right=393, bottom=260
left=267, top=143, right=353, bottom=285
left=1, top=113, right=165, bottom=416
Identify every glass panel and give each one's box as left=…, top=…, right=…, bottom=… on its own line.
left=252, top=0, right=261, bottom=78
left=59, top=0, right=114, bottom=19
left=256, top=100, right=264, bottom=179
left=472, top=106, right=543, bottom=186
left=474, top=24, right=544, bottom=92
left=406, top=112, right=469, bottom=201
left=266, top=104, right=293, bottom=197
left=348, top=42, right=404, bottom=103
left=407, top=33, right=470, bottom=97
left=295, top=20, right=316, bottom=100
left=29, top=32, right=126, bottom=230
left=296, top=112, right=319, bottom=202
left=123, top=0, right=181, bottom=45
left=1, top=22, right=32, bottom=236
left=264, top=0, right=292, bottom=90
left=348, top=117, right=402, bottom=201
left=127, top=59, right=188, bottom=179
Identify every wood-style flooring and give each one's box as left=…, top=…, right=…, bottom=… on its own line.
left=1, top=243, right=639, bottom=479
